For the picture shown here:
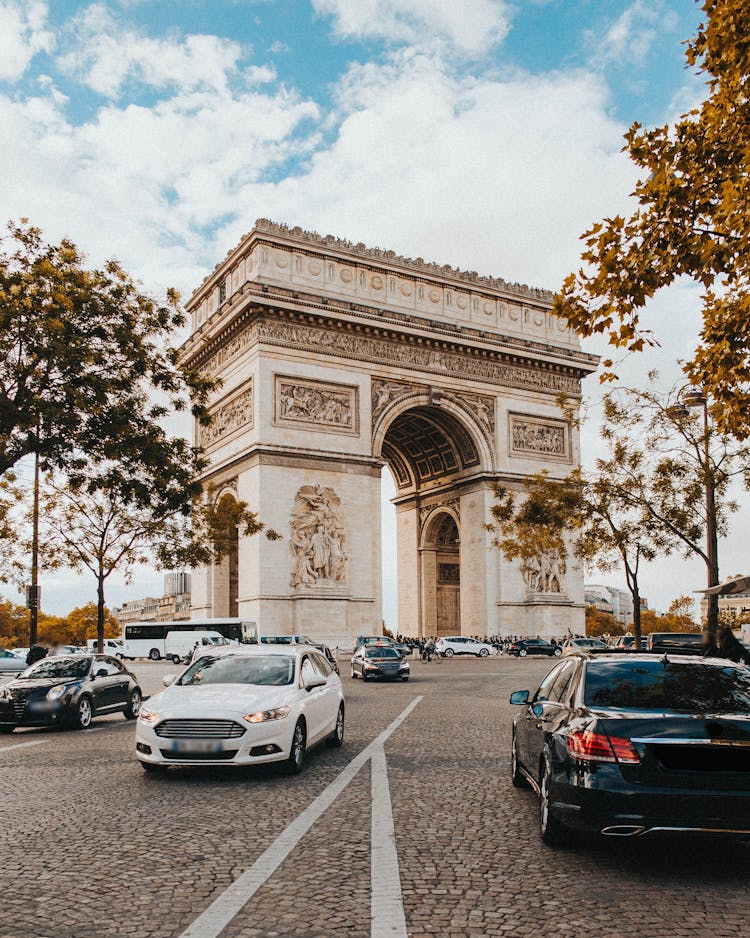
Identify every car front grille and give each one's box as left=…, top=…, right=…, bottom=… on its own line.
left=154, top=719, right=245, bottom=739
left=159, top=749, right=239, bottom=761
left=9, top=688, right=33, bottom=718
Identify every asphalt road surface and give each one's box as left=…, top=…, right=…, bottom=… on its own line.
left=2, top=656, right=749, bottom=938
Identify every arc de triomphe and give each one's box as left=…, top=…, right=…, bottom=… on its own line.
left=182, top=220, right=597, bottom=643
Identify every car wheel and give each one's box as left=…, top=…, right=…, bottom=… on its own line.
left=350, top=668, right=357, bottom=679
left=362, top=670, right=369, bottom=682
left=479, top=648, right=489, bottom=658
left=444, top=648, right=454, bottom=658
left=0, top=725, right=14, bottom=734
left=539, top=753, right=570, bottom=846
left=554, top=648, right=562, bottom=657
left=171, top=655, right=181, bottom=664
left=149, top=648, right=160, bottom=661
left=519, top=649, right=528, bottom=658
left=287, top=719, right=306, bottom=774
left=511, top=727, right=529, bottom=789
left=124, top=688, right=142, bottom=720
left=73, top=695, right=93, bottom=730
left=141, top=761, right=166, bottom=773
left=326, top=704, right=345, bottom=748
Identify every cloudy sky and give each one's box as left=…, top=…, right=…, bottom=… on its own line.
left=4, top=0, right=736, bottom=624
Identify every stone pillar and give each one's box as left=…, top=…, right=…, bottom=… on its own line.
left=395, top=503, right=419, bottom=635
left=419, top=547, right=438, bottom=637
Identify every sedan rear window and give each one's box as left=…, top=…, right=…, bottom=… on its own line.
left=179, top=655, right=295, bottom=686
left=585, top=660, right=750, bottom=713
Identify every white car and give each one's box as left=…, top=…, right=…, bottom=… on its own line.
left=135, top=645, right=344, bottom=774
left=436, top=636, right=494, bottom=658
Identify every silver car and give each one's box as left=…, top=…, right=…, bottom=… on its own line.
left=0, top=648, right=24, bottom=672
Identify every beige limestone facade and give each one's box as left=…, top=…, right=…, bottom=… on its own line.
left=181, top=220, right=598, bottom=644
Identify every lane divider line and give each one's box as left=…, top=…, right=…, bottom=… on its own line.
left=0, top=739, right=46, bottom=753
left=179, top=695, right=423, bottom=938
left=371, top=745, right=408, bottom=937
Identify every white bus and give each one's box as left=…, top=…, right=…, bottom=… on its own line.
left=122, top=619, right=258, bottom=660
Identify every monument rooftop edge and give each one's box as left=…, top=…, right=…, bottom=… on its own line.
left=184, top=220, right=598, bottom=374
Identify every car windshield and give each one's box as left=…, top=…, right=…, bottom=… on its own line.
left=22, top=657, right=90, bottom=680
left=585, top=660, right=750, bottom=713
left=365, top=647, right=399, bottom=659
left=178, top=654, right=295, bottom=686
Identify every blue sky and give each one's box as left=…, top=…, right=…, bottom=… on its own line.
left=1, top=0, right=723, bottom=621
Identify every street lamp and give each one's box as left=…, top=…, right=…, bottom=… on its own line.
left=680, top=388, right=720, bottom=632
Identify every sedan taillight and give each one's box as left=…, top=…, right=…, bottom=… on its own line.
left=567, top=732, right=640, bottom=765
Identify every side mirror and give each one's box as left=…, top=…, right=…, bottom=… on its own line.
left=509, top=690, right=529, bottom=705
left=304, top=676, right=326, bottom=692
left=95, top=668, right=108, bottom=679
left=162, top=674, right=177, bottom=687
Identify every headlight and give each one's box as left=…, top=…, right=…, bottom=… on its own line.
left=46, top=685, right=67, bottom=700
left=139, top=708, right=160, bottom=723
left=243, top=706, right=290, bottom=724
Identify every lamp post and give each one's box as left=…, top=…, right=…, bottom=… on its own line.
left=680, top=388, right=720, bottom=632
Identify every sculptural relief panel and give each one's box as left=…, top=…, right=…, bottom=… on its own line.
left=509, top=413, right=570, bottom=461
left=198, top=380, right=253, bottom=450
left=274, top=375, right=359, bottom=435
left=521, top=548, right=567, bottom=594
left=289, top=485, right=347, bottom=588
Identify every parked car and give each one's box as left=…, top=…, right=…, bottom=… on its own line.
left=647, top=632, right=703, bottom=654
left=354, top=635, right=412, bottom=657
left=510, top=652, right=750, bottom=845
left=86, top=639, right=125, bottom=658
left=351, top=646, right=410, bottom=681
left=9, top=647, right=29, bottom=661
left=165, top=629, right=229, bottom=664
left=561, top=638, right=608, bottom=655
left=261, top=634, right=316, bottom=645
left=0, top=655, right=142, bottom=732
left=0, top=648, right=24, bottom=672
left=135, top=646, right=344, bottom=773
left=508, top=639, right=562, bottom=659
left=436, top=636, right=494, bottom=658
left=49, top=645, right=78, bottom=656
left=612, top=635, right=636, bottom=649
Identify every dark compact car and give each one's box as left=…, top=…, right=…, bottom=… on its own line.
left=351, top=646, right=410, bottom=681
left=0, top=655, right=142, bottom=732
left=510, top=653, right=750, bottom=846
left=355, top=635, right=412, bottom=657
left=509, top=639, right=562, bottom=658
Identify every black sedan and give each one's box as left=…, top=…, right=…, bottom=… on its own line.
left=510, top=653, right=750, bottom=845
left=351, top=646, right=410, bottom=681
left=0, top=655, right=142, bottom=732
left=509, top=639, right=562, bottom=658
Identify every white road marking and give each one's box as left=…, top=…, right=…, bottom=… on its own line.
left=180, top=696, right=423, bottom=938
left=0, top=739, right=46, bottom=753
left=371, top=746, right=408, bottom=937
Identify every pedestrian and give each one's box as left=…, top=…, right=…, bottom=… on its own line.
left=701, top=629, right=720, bottom=658
left=717, top=627, right=750, bottom=665
left=26, top=644, right=47, bottom=667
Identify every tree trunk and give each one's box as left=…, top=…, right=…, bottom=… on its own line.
left=97, top=576, right=105, bottom=654
left=632, top=585, right=642, bottom=651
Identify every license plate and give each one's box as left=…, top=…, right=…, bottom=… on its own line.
left=169, top=739, right=224, bottom=754
left=28, top=700, right=57, bottom=713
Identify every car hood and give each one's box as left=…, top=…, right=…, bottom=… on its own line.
left=146, top=682, right=295, bottom=717
left=5, top=677, right=79, bottom=693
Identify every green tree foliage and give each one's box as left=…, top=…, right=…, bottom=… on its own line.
left=585, top=606, right=621, bottom=638
left=554, top=0, right=750, bottom=436
left=0, top=220, right=214, bottom=481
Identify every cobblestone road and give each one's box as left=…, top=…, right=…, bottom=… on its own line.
left=2, top=656, right=749, bottom=938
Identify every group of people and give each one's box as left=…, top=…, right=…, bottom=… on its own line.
left=701, top=626, right=750, bottom=664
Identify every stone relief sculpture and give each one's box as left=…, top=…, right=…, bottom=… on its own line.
left=371, top=378, right=421, bottom=422
left=200, top=384, right=253, bottom=447
left=522, top=549, right=566, bottom=593
left=511, top=417, right=567, bottom=457
left=449, top=391, right=495, bottom=436
left=289, top=485, right=346, bottom=588
left=277, top=378, right=355, bottom=430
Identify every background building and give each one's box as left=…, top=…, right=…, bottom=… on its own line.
left=113, top=573, right=191, bottom=625
left=585, top=584, right=648, bottom=627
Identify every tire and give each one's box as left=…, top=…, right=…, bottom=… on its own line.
left=511, top=727, right=529, bottom=789
left=351, top=668, right=357, bottom=679
left=287, top=719, right=306, bottom=774
left=553, top=648, right=562, bottom=657
left=362, top=670, right=369, bottom=682
left=479, top=648, right=489, bottom=658
left=171, top=655, right=181, bottom=664
left=444, top=648, right=454, bottom=658
left=519, top=649, right=528, bottom=658
left=326, top=704, right=345, bottom=748
left=539, top=753, right=570, bottom=846
left=141, top=761, right=166, bottom=774
left=0, top=725, right=14, bottom=734
left=149, top=648, right=160, bottom=661
left=72, top=695, right=93, bottom=730
left=124, top=688, right=142, bottom=720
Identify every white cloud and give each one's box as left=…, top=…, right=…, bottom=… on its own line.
left=0, top=0, right=52, bottom=81
left=312, top=0, right=511, bottom=55
left=57, top=4, right=273, bottom=98
left=593, top=1, right=671, bottom=66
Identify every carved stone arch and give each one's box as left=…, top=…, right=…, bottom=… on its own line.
left=419, top=504, right=460, bottom=549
